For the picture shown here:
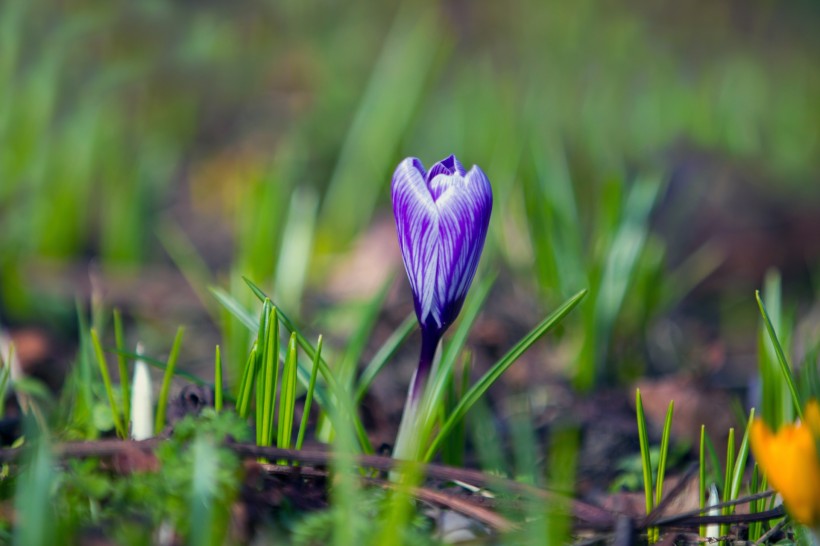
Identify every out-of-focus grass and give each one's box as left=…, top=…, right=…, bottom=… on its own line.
left=1, top=0, right=819, bottom=385
left=1, top=5, right=819, bottom=544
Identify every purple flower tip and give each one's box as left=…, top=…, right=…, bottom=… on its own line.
left=391, top=155, right=493, bottom=344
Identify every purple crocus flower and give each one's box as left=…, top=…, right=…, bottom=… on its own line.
left=392, top=155, right=492, bottom=399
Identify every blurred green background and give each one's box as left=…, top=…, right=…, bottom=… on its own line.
left=1, top=0, right=819, bottom=387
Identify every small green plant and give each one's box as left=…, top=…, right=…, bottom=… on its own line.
left=635, top=390, right=673, bottom=543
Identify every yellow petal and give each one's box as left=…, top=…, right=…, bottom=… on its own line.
left=805, top=400, right=820, bottom=437
left=751, top=419, right=820, bottom=526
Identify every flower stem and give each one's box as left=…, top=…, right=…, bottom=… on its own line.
left=393, top=332, right=441, bottom=464
left=409, top=330, right=440, bottom=403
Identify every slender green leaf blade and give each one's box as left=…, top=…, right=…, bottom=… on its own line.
left=155, top=327, right=185, bottom=434
left=756, top=290, right=802, bottom=420
left=296, top=336, right=323, bottom=451
left=424, top=289, right=587, bottom=461
left=113, top=309, right=130, bottom=428
left=655, top=401, right=674, bottom=508
left=214, top=345, right=223, bottom=413
left=210, top=286, right=258, bottom=331
left=278, top=333, right=299, bottom=451
left=90, top=329, right=125, bottom=438
left=635, top=390, right=654, bottom=524
left=355, top=314, right=415, bottom=404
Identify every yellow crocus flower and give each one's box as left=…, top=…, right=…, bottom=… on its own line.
left=750, top=401, right=820, bottom=527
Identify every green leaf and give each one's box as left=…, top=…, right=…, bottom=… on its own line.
left=338, top=277, right=392, bottom=389
left=655, top=400, right=674, bottom=509
left=90, top=329, right=125, bottom=438
left=720, top=428, right=736, bottom=538
left=210, top=286, right=258, bottom=331
left=756, top=290, right=802, bottom=420
left=296, top=336, right=323, bottom=451
left=729, top=408, right=755, bottom=501
left=214, top=345, right=223, bottom=413
left=635, top=389, right=654, bottom=536
left=278, top=333, right=299, bottom=451
left=155, top=327, right=185, bottom=434
left=418, top=274, right=495, bottom=435
left=243, top=277, right=373, bottom=454
left=258, top=304, right=279, bottom=447
left=235, top=345, right=258, bottom=419
left=113, top=309, right=130, bottom=428
left=424, top=289, right=587, bottom=461
left=354, top=314, right=415, bottom=404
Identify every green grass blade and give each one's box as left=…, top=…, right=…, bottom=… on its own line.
left=729, top=408, right=754, bottom=500
left=13, top=435, right=56, bottom=546
left=113, top=309, right=130, bottom=429
left=544, top=426, right=579, bottom=544
left=748, top=464, right=763, bottom=541
left=214, top=345, right=223, bottom=413
left=722, top=428, right=735, bottom=505
left=759, top=271, right=787, bottom=428
left=210, top=286, right=258, bottom=330
left=296, top=336, right=323, bottom=451
left=189, top=436, right=218, bottom=546
left=354, top=313, right=415, bottom=404
left=157, top=219, right=220, bottom=322
left=438, top=274, right=495, bottom=376
left=244, top=276, right=267, bottom=302
left=278, top=333, right=299, bottom=452
left=720, top=427, right=735, bottom=539
left=655, top=400, right=674, bottom=509
left=236, top=344, right=258, bottom=419
left=576, top=174, right=662, bottom=391
left=258, top=305, right=279, bottom=447
left=424, top=289, right=587, bottom=461
left=251, top=299, right=272, bottom=433
left=154, top=326, right=185, bottom=434
left=756, top=290, right=802, bottom=420
left=420, top=274, right=495, bottom=431
left=73, top=299, right=96, bottom=437
left=243, top=277, right=373, bottom=453
left=212, top=285, right=332, bottom=414
left=635, top=389, right=654, bottom=541
left=338, top=277, right=392, bottom=389
left=320, top=3, right=443, bottom=242
left=273, top=187, right=318, bottom=316
left=442, top=352, right=472, bottom=468
left=703, top=433, right=723, bottom=492
left=90, top=329, right=125, bottom=438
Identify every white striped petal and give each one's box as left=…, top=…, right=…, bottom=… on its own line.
left=392, top=156, right=492, bottom=334
left=392, top=158, right=440, bottom=325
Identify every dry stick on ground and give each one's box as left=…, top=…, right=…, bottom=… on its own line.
left=0, top=440, right=784, bottom=535
left=640, top=466, right=783, bottom=540
left=753, top=518, right=790, bottom=546
left=363, top=476, right=518, bottom=533
left=0, top=439, right=613, bottom=530
left=256, top=462, right=516, bottom=533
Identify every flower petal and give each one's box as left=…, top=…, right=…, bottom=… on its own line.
left=751, top=418, right=820, bottom=526
left=425, top=154, right=466, bottom=185
left=393, top=156, right=492, bottom=335
left=392, top=157, right=439, bottom=325
left=433, top=164, right=492, bottom=327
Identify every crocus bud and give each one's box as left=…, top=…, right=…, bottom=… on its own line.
left=751, top=401, right=820, bottom=527
left=130, top=343, right=154, bottom=441
left=391, top=155, right=492, bottom=392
